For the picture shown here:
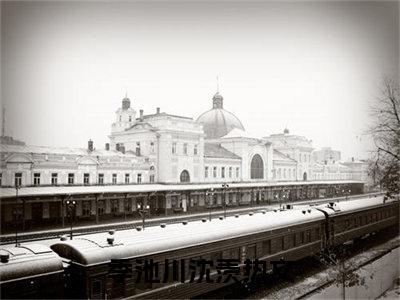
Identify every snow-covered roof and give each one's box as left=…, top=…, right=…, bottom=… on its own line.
left=51, top=208, right=325, bottom=265
left=204, top=143, right=241, bottom=159
left=220, top=128, right=264, bottom=140
left=273, top=149, right=297, bottom=163
left=0, top=180, right=363, bottom=198
left=316, top=195, right=393, bottom=215
left=0, top=244, right=64, bottom=282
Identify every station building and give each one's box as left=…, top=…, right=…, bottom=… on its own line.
left=0, top=91, right=367, bottom=231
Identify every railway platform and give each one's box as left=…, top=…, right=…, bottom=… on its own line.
left=1, top=192, right=382, bottom=244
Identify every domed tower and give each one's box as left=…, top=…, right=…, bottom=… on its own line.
left=196, top=92, right=245, bottom=139
left=111, top=94, right=136, bottom=134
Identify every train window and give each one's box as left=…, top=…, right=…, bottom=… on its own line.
left=262, top=240, right=271, bottom=255
left=345, top=219, right=350, bottom=228
left=91, top=279, right=103, bottom=299
left=306, top=230, right=311, bottom=243
left=359, top=216, right=362, bottom=226
left=315, top=227, right=320, bottom=239
left=300, top=232, right=305, bottom=244
left=364, top=215, right=368, bottom=224
left=293, top=234, right=297, bottom=247
left=247, top=244, right=257, bottom=260
left=222, top=248, right=240, bottom=260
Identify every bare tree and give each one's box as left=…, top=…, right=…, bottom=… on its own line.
left=368, top=77, right=400, bottom=199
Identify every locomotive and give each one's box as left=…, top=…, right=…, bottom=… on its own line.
left=1, top=196, right=398, bottom=299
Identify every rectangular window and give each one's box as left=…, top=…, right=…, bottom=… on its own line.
left=172, top=142, right=177, bottom=154
left=51, top=173, right=58, bottom=186
left=125, top=173, right=130, bottom=184
left=112, top=173, right=117, bottom=184
left=68, top=173, right=74, bottom=185
left=183, top=143, right=188, bottom=155
left=221, top=167, right=225, bottom=178
left=98, top=173, right=104, bottom=185
left=306, top=230, right=311, bottom=243
left=213, top=166, right=217, bottom=178
left=137, top=173, right=142, bottom=183
left=194, top=144, right=198, bottom=155
left=84, top=173, right=90, bottom=185
left=229, top=167, right=232, bottom=178
left=82, top=201, right=91, bottom=216
left=205, top=166, right=209, bottom=178
left=150, top=174, right=155, bottom=183
left=136, top=142, right=141, bottom=156
left=150, top=142, right=155, bottom=153
left=34, top=173, right=41, bottom=186
left=235, top=167, right=239, bottom=178
left=262, top=240, right=271, bottom=255
left=300, top=232, right=305, bottom=244
left=15, top=173, right=22, bottom=187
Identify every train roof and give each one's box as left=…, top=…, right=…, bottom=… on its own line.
left=0, top=244, right=64, bottom=283
left=51, top=208, right=325, bottom=266
left=316, top=195, right=395, bottom=215
left=0, top=180, right=363, bottom=198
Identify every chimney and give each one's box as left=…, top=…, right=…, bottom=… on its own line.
left=139, top=109, right=143, bottom=121
left=88, top=139, right=94, bottom=152
left=116, top=143, right=120, bottom=151
left=105, top=143, right=110, bottom=151
left=156, top=107, right=160, bottom=114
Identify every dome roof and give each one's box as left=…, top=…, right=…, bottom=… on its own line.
left=196, top=92, right=245, bottom=139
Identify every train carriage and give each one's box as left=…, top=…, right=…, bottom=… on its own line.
left=0, top=244, right=65, bottom=299
left=51, top=207, right=327, bottom=299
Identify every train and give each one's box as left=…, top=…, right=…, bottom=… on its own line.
left=0, top=195, right=398, bottom=299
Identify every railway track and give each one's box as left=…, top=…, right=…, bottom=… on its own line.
left=0, top=192, right=382, bottom=244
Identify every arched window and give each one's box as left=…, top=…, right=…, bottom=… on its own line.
left=250, top=154, right=264, bottom=179
left=303, top=172, right=307, bottom=181
left=180, top=170, right=190, bottom=183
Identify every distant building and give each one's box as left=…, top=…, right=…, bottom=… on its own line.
left=313, top=147, right=341, bottom=164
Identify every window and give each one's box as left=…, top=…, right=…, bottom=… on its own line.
left=250, top=154, right=264, bottom=179
left=221, top=167, right=225, bottom=178
left=213, top=166, right=217, bottom=178
left=283, top=169, right=286, bottom=179
left=125, top=173, right=130, bottom=184
left=150, top=142, right=155, bottom=153
left=236, top=167, right=239, bottom=178
left=136, top=142, right=141, bottom=156
left=129, top=116, right=132, bottom=122
left=51, top=173, right=58, bottom=186
left=137, top=173, right=142, bottom=183
left=262, top=240, right=271, bottom=255
left=119, top=115, right=121, bottom=122
left=111, top=199, right=119, bottom=214
left=15, top=173, right=22, bottom=187
left=98, top=173, right=104, bottom=185
left=183, top=143, right=188, bottom=155
left=172, top=142, right=177, bottom=154
left=205, top=166, right=209, bottom=178
left=0, top=173, right=2, bottom=186
left=112, top=173, right=117, bottom=184
left=229, top=167, right=232, bottom=178
left=34, top=173, right=41, bottom=186
left=68, top=173, right=74, bottom=185
left=84, top=173, right=90, bottom=185
left=82, top=201, right=91, bottom=216
left=306, top=230, right=311, bottom=243
left=194, top=144, right=198, bottom=155
left=300, top=232, right=305, bottom=244
left=150, top=174, right=155, bottom=183
left=180, top=170, right=190, bottom=183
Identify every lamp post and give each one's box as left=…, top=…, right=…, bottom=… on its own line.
left=137, top=203, right=150, bottom=230
left=222, top=183, right=229, bottom=218
left=66, top=200, right=76, bottom=240
left=205, top=188, right=214, bottom=221
left=13, top=185, right=21, bottom=246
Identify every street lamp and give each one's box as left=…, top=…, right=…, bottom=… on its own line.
left=205, top=188, right=214, bottom=221
left=137, top=203, right=150, bottom=230
left=66, top=200, right=76, bottom=240
left=13, top=185, right=21, bottom=246
left=222, top=183, right=229, bottom=218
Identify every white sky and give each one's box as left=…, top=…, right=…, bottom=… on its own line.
left=1, top=1, right=399, bottom=160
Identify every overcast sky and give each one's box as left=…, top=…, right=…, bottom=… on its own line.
left=2, top=1, right=399, bottom=160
